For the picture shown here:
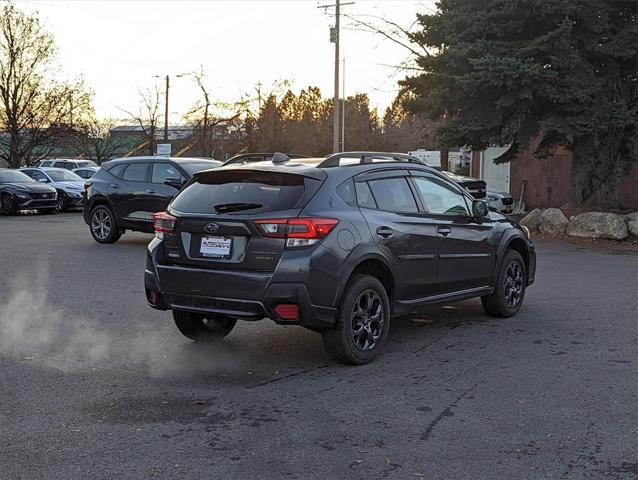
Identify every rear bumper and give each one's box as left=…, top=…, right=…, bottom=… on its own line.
left=144, top=260, right=337, bottom=329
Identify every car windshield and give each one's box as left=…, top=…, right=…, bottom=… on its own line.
left=0, top=170, right=35, bottom=183
left=47, top=170, right=83, bottom=182
left=180, top=161, right=221, bottom=176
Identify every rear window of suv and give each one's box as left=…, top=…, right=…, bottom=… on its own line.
left=170, top=171, right=307, bottom=214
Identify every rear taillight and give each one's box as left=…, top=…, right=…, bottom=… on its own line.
left=84, top=181, right=92, bottom=191
left=255, top=218, right=338, bottom=247
left=153, top=211, right=176, bottom=238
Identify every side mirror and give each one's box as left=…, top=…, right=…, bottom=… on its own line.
left=164, top=177, right=185, bottom=190
left=472, top=199, right=489, bottom=218
left=37, top=178, right=48, bottom=183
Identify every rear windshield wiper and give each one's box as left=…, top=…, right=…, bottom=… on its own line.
left=213, top=202, right=263, bottom=213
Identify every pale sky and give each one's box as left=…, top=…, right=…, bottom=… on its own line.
left=18, top=0, right=435, bottom=124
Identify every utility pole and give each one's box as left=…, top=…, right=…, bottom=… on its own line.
left=342, top=57, right=346, bottom=151
left=319, top=1, right=354, bottom=153
left=332, top=0, right=340, bottom=153
left=256, top=81, right=263, bottom=111
left=163, top=74, right=169, bottom=141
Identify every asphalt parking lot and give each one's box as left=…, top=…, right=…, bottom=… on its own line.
left=1, top=212, right=637, bottom=479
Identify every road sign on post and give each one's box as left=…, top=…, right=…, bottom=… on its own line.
left=156, top=143, right=171, bottom=157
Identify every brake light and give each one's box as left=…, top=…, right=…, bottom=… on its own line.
left=153, top=211, right=177, bottom=238
left=255, top=218, right=339, bottom=247
left=84, top=181, right=92, bottom=191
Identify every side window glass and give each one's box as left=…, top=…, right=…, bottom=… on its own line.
left=368, top=177, right=418, bottom=213
left=151, top=163, right=182, bottom=184
left=336, top=179, right=356, bottom=206
left=122, top=163, right=148, bottom=182
left=108, top=163, right=127, bottom=179
left=413, top=176, right=470, bottom=216
left=355, top=181, right=377, bottom=209
left=30, top=170, right=47, bottom=182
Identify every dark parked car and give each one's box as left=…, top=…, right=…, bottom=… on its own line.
left=145, top=151, right=536, bottom=365
left=0, top=168, right=57, bottom=215
left=83, top=156, right=221, bottom=243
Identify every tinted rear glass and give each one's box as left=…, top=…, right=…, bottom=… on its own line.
left=171, top=171, right=306, bottom=214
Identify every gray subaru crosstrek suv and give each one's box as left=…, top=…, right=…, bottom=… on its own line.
left=145, top=152, right=535, bottom=365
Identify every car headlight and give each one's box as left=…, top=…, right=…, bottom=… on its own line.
left=488, top=195, right=498, bottom=201
left=521, top=225, right=531, bottom=239
left=66, top=191, right=82, bottom=198
left=16, top=192, right=30, bottom=200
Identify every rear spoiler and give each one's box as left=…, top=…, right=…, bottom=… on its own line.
left=193, top=164, right=327, bottom=182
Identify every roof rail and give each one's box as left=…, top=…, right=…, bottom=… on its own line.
left=318, top=151, right=426, bottom=168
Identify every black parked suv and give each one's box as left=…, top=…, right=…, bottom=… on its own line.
left=145, top=152, right=535, bottom=365
left=83, top=156, right=221, bottom=243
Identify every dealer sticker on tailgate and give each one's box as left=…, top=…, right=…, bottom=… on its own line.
left=200, top=236, right=232, bottom=258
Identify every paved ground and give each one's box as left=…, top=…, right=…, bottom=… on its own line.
left=1, top=212, right=637, bottom=480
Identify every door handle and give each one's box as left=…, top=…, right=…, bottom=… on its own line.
left=437, top=226, right=451, bottom=236
left=376, top=226, right=393, bottom=238
left=109, top=184, right=118, bottom=189
left=145, top=189, right=155, bottom=194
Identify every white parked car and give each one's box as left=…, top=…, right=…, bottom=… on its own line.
left=487, top=190, right=515, bottom=214
left=39, top=158, right=98, bottom=170
left=19, top=167, right=85, bottom=211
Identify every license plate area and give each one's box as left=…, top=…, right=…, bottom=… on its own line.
left=200, top=236, right=232, bottom=259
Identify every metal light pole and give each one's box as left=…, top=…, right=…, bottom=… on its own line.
left=163, top=75, right=169, bottom=141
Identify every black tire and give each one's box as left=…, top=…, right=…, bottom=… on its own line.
left=56, top=191, right=68, bottom=212
left=481, top=249, right=527, bottom=317
left=321, top=274, right=391, bottom=365
left=0, top=194, right=17, bottom=215
left=89, top=205, right=122, bottom=244
left=173, top=310, right=237, bottom=341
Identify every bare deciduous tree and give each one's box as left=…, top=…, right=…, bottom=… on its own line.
left=73, top=118, right=132, bottom=164
left=0, top=3, right=92, bottom=167
left=181, top=69, right=242, bottom=158
left=120, top=85, right=161, bottom=156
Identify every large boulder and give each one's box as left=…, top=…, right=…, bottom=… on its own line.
left=567, top=212, right=628, bottom=240
left=538, top=208, right=569, bottom=235
left=625, top=212, right=638, bottom=237
left=520, top=208, right=543, bottom=231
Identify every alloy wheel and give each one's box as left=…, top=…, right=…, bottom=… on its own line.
left=351, top=289, right=385, bottom=351
left=503, top=261, right=523, bottom=307
left=91, top=209, right=112, bottom=241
